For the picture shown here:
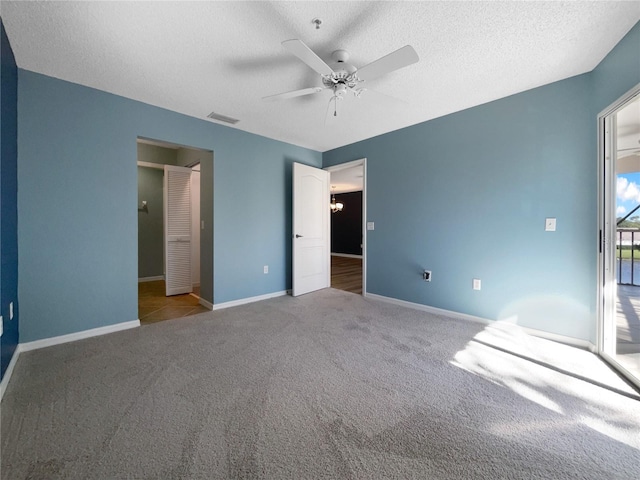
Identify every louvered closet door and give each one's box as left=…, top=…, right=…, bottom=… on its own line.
left=164, top=165, right=193, bottom=296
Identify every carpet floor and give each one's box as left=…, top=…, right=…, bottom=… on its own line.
left=2, top=289, right=639, bottom=479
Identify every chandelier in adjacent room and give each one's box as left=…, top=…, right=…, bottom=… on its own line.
left=330, top=186, right=344, bottom=213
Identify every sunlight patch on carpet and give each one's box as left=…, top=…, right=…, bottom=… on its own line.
left=451, top=322, right=640, bottom=450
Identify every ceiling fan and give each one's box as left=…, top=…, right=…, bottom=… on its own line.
left=262, top=39, right=419, bottom=116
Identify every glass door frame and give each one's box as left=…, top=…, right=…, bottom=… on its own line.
left=597, top=83, right=640, bottom=390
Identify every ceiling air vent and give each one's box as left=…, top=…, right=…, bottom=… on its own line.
left=207, top=111, right=239, bottom=124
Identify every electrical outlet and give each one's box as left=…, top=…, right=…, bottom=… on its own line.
left=423, top=270, right=432, bottom=282
left=263, top=265, right=269, bottom=274
left=473, top=279, right=481, bottom=290
left=10, top=302, right=13, bottom=320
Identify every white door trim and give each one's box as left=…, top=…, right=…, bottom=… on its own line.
left=325, top=158, right=367, bottom=295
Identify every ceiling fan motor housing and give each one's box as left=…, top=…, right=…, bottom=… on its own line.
left=323, top=49, right=359, bottom=92
left=330, top=49, right=357, bottom=75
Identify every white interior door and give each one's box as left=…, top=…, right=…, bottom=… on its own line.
left=293, top=162, right=330, bottom=296
left=164, top=165, right=193, bottom=296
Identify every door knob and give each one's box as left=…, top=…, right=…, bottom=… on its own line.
left=295, top=234, right=303, bottom=238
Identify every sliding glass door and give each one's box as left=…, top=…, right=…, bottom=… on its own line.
left=599, top=86, right=640, bottom=389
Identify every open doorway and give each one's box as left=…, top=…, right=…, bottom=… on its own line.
left=137, top=138, right=213, bottom=324
left=326, top=159, right=366, bottom=295
left=599, top=85, right=640, bottom=389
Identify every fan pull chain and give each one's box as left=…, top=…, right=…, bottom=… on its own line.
left=325, top=95, right=342, bottom=125
left=324, top=97, right=333, bottom=126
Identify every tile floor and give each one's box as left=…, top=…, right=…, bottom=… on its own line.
left=138, top=280, right=209, bottom=324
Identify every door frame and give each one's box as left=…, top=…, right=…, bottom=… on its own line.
left=597, top=83, right=640, bottom=389
left=324, top=158, right=367, bottom=295
left=136, top=137, right=214, bottom=308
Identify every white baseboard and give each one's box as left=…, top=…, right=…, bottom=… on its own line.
left=0, top=346, right=21, bottom=403
left=138, top=276, right=164, bottom=283
left=331, top=253, right=363, bottom=259
left=365, top=293, right=595, bottom=351
left=518, top=325, right=596, bottom=352
left=20, top=320, right=141, bottom=353
left=211, top=290, right=288, bottom=311
left=365, top=293, right=489, bottom=325
left=199, top=297, right=214, bottom=310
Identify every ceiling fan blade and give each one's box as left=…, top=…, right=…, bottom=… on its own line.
left=356, top=45, right=419, bottom=81
left=262, top=87, right=325, bottom=102
left=282, top=39, right=334, bottom=76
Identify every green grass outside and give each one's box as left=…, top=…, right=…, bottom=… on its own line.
left=616, top=247, right=640, bottom=259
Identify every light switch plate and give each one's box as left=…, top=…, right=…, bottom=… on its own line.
left=545, top=218, right=556, bottom=231
left=367, top=222, right=375, bottom=231
left=473, top=279, right=481, bottom=291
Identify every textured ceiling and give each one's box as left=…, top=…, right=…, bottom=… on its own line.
left=2, top=1, right=639, bottom=152
left=330, top=164, right=364, bottom=193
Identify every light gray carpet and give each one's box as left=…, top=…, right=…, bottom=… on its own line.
left=2, top=288, right=640, bottom=479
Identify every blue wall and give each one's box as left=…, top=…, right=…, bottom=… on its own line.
left=324, top=22, right=640, bottom=343
left=591, top=22, right=640, bottom=116
left=18, top=71, right=321, bottom=342
left=0, top=18, right=19, bottom=379
left=11, top=20, right=640, bottom=345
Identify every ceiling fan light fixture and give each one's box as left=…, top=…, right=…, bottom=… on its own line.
left=263, top=39, right=419, bottom=113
